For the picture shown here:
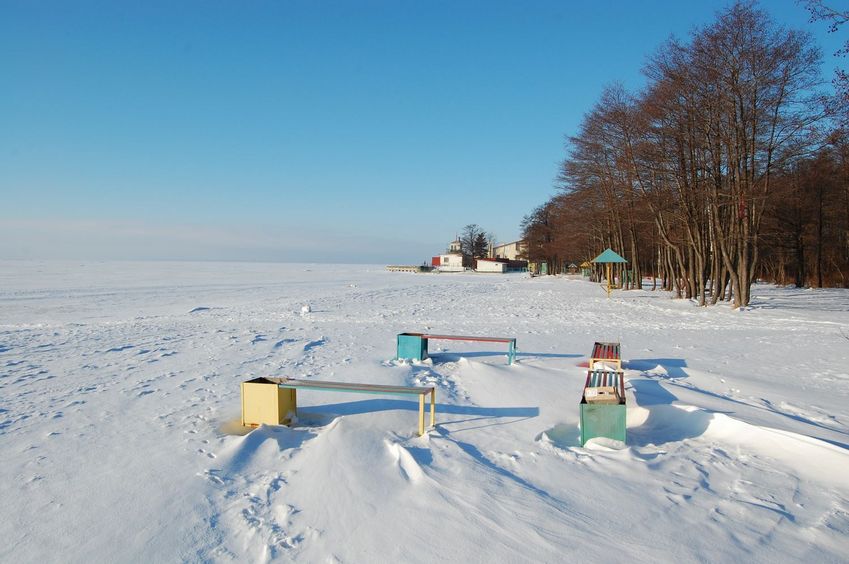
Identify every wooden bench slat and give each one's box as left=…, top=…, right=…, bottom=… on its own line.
left=584, top=369, right=625, bottom=402
left=588, top=370, right=622, bottom=387
left=591, top=341, right=620, bottom=360
left=275, top=378, right=434, bottom=396
left=423, top=334, right=515, bottom=343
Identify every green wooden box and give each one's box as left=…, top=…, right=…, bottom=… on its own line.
left=580, top=401, right=626, bottom=445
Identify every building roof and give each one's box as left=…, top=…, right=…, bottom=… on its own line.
left=493, top=240, right=524, bottom=248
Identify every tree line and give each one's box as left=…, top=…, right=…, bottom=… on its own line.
left=521, top=1, right=849, bottom=307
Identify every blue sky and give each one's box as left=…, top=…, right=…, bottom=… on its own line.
left=0, top=0, right=843, bottom=263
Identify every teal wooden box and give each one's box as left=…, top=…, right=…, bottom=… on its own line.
left=396, top=333, right=429, bottom=361
left=580, top=402, right=626, bottom=445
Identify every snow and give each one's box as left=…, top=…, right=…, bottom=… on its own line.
left=2, top=260, right=849, bottom=562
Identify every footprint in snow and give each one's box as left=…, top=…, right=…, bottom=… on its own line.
left=303, top=338, right=326, bottom=352
left=105, top=344, right=135, bottom=353
left=199, top=469, right=226, bottom=486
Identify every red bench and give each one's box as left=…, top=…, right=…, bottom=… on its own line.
left=589, top=341, right=621, bottom=370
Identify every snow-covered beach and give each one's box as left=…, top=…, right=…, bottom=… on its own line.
left=2, top=260, right=848, bottom=562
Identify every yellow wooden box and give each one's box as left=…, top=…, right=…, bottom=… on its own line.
left=241, top=377, right=297, bottom=426
left=584, top=386, right=620, bottom=405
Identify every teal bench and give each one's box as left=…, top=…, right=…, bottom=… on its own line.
left=396, top=333, right=517, bottom=365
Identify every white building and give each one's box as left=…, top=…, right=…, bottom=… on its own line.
left=475, top=259, right=507, bottom=273
left=436, top=253, right=465, bottom=272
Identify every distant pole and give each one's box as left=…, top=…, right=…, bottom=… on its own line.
left=606, top=263, right=612, bottom=298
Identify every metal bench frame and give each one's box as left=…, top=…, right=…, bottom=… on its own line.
left=269, top=377, right=436, bottom=436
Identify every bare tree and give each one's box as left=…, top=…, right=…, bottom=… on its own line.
left=459, top=224, right=491, bottom=260
left=803, top=0, right=849, bottom=111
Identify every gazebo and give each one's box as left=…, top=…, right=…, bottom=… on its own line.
left=591, top=248, right=628, bottom=297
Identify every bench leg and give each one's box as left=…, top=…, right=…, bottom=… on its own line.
left=430, top=390, right=435, bottom=429
left=418, top=394, right=425, bottom=436
left=508, top=340, right=515, bottom=365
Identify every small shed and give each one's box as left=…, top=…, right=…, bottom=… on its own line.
left=475, top=258, right=507, bottom=273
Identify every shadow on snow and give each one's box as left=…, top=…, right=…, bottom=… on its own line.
left=300, top=398, right=538, bottom=422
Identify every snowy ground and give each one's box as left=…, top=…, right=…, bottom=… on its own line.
left=1, top=260, right=848, bottom=563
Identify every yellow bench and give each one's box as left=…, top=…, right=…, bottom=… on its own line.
left=241, top=377, right=436, bottom=436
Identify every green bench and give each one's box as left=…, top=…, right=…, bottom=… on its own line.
left=580, top=342, right=626, bottom=446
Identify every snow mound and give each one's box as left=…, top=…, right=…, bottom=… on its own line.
left=384, top=439, right=425, bottom=483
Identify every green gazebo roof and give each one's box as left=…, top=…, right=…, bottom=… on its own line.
left=591, top=248, right=628, bottom=263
